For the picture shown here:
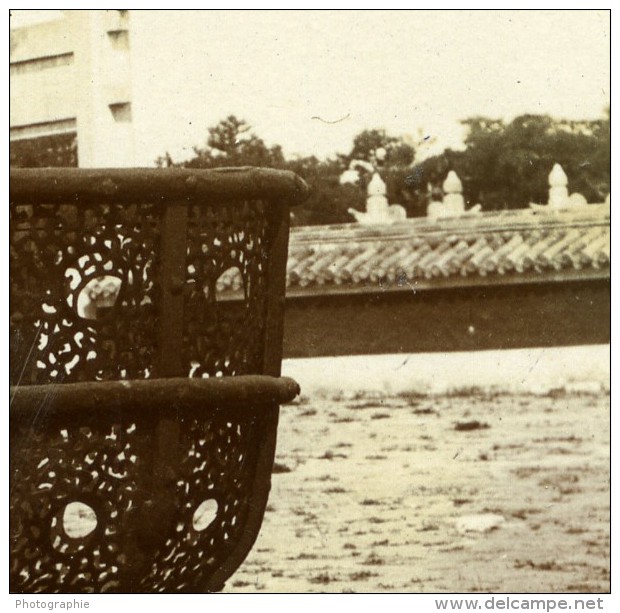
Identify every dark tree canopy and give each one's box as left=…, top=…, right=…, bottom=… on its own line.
left=407, top=112, right=610, bottom=212
left=10, top=108, right=608, bottom=225
left=157, top=110, right=610, bottom=224
left=159, top=115, right=374, bottom=226
left=158, top=115, right=287, bottom=170
left=349, top=128, right=415, bottom=167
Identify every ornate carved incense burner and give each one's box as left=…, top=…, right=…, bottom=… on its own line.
left=10, top=167, right=308, bottom=593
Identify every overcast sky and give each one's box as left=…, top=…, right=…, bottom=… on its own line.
left=11, top=9, right=611, bottom=166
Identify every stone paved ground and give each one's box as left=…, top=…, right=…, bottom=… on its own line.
left=224, top=388, right=610, bottom=593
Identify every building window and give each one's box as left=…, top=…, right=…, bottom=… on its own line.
left=109, top=102, right=132, bottom=123
left=10, top=132, right=78, bottom=167
left=108, top=30, right=130, bottom=51
left=10, top=52, right=74, bottom=76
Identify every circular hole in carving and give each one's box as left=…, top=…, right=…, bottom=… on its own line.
left=192, top=498, right=218, bottom=532
left=75, top=275, right=122, bottom=320
left=62, top=502, right=97, bottom=539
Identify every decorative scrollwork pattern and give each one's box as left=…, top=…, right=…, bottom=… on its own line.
left=184, top=200, right=271, bottom=377
left=10, top=168, right=301, bottom=593
left=10, top=406, right=275, bottom=593
left=10, top=202, right=160, bottom=385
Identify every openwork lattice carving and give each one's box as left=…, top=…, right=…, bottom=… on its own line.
left=10, top=168, right=307, bottom=593
left=10, top=418, right=145, bottom=593
left=184, top=200, right=270, bottom=377
left=10, top=201, right=160, bottom=385
left=139, top=409, right=272, bottom=592
left=10, top=403, right=278, bottom=593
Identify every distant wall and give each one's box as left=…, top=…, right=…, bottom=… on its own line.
left=282, top=279, right=610, bottom=358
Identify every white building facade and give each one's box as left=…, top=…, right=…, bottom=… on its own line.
left=10, top=10, right=136, bottom=167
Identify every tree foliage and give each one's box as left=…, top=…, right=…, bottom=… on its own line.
left=159, top=115, right=377, bottom=225
left=158, top=115, right=287, bottom=170
left=349, top=128, right=414, bottom=167
left=158, top=111, right=610, bottom=224
left=409, top=112, right=610, bottom=212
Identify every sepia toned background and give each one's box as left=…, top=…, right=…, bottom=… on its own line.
left=9, top=9, right=610, bottom=595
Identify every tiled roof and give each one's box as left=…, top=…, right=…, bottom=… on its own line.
left=86, top=206, right=610, bottom=302
left=277, top=207, right=609, bottom=295
left=205, top=205, right=611, bottom=295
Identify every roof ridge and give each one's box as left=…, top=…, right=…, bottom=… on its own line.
left=290, top=211, right=609, bottom=245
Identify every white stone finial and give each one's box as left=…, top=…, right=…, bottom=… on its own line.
left=367, top=172, right=387, bottom=198
left=441, top=171, right=465, bottom=216
left=365, top=172, right=389, bottom=218
left=443, top=170, right=462, bottom=195
left=346, top=158, right=408, bottom=225
left=549, top=163, right=568, bottom=188
left=548, top=163, right=569, bottom=208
